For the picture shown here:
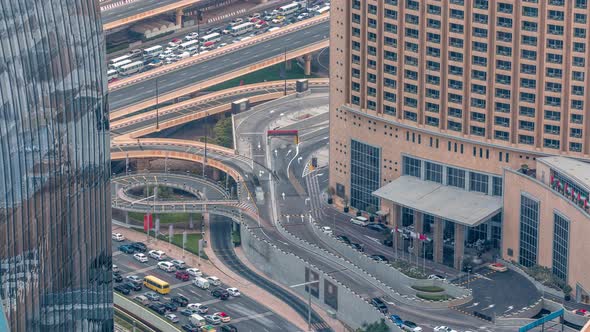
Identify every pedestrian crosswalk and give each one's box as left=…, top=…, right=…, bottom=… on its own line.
left=305, top=171, right=326, bottom=222
left=207, top=8, right=246, bottom=23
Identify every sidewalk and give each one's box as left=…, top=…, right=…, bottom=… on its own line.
left=112, top=223, right=312, bottom=331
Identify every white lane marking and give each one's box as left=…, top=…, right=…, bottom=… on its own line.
left=230, top=311, right=274, bottom=324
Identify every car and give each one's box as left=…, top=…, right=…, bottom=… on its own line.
left=204, top=315, right=221, bottom=325
left=187, top=32, right=199, bottom=38
left=118, top=245, right=135, bottom=254
left=134, top=253, right=148, bottom=263
left=206, top=276, right=221, bottom=286
left=402, top=321, right=422, bottom=331
left=181, top=324, right=199, bottom=332
left=249, top=12, right=261, bottom=18
left=488, top=262, right=508, bottom=272
left=188, top=303, right=209, bottom=314
left=171, top=259, right=187, bottom=270
left=371, top=298, right=388, bottom=313
left=434, top=326, right=458, bottom=332
left=226, top=287, right=240, bottom=297
left=320, top=226, right=333, bottom=234
left=428, top=274, right=446, bottom=281
left=148, top=249, right=166, bottom=260
left=462, top=264, right=473, bottom=273
left=186, top=268, right=202, bottom=277
left=130, top=242, right=147, bottom=252
left=390, top=314, right=403, bottom=327
left=573, top=309, right=590, bottom=317
left=114, top=285, right=130, bottom=295
left=367, top=223, right=389, bottom=232
left=113, top=273, right=123, bottom=283
left=350, top=243, right=364, bottom=251
left=129, top=49, right=142, bottom=58
left=123, top=282, right=142, bottom=291
left=213, top=311, right=231, bottom=323
left=172, top=295, right=189, bottom=307
left=296, top=13, right=309, bottom=20
left=165, top=313, right=179, bottom=323
left=163, top=301, right=178, bottom=312
left=383, top=239, right=393, bottom=247
left=126, top=275, right=142, bottom=283
left=175, top=270, right=190, bottom=281
left=148, top=303, right=166, bottom=315
left=144, top=292, right=160, bottom=302
left=112, top=233, right=125, bottom=241
left=180, top=308, right=196, bottom=316
left=370, top=254, right=389, bottom=263
left=336, top=235, right=351, bottom=244
left=220, top=325, right=238, bottom=332
left=171, top=38, right=182, bottom=44
left=133, top=295, right=150, bottom=305
left=232, top=18, right=244, bottom=24
left=112, top=264, right=119, bottom=273
left=211, top=288, right=229, bottom=300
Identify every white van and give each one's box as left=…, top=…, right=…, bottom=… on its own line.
left=206, top=276, right=221, bottom=286
left=350, top=216, right=369, bottom=226
left=193, top=277, right=210, bottom=289
left=148, top=249, right=166, bottom=260
left=133, top=295, right=150, bottom=305
left=189, top=314, right=206, bottom=327
left=157, top=261, right=176, bottom=272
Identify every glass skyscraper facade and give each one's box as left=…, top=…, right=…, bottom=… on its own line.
left=0, top=0, right=112, bottom=331
left=519, top=194, right=539, bottom=268
left=350, top=139, right=380, bottom=211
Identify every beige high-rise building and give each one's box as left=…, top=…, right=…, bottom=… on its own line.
left=329, top=0, right=590, bottom=301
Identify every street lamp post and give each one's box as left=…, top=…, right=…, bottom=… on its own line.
left=290, top=280, right=319, bottom=332
left=155, top=77, right=160, bottom=131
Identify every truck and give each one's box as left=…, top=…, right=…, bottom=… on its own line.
left=193, top=277, right=210, bottom=290
left=189, top=314, right=206, bottom=327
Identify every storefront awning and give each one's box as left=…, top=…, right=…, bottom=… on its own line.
left=373, top=176, right=502, bottom=227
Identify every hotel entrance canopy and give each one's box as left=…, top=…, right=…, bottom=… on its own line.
left=373, top=176, right=503, bottom=227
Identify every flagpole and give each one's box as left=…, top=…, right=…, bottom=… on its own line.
left=423, top=241, right=426, bottom=274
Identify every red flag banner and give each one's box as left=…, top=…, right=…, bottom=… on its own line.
left=143, top=214, right=149, bottom=231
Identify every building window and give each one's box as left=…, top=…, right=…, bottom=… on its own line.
left=552, top=213, right=569, bottom=282
left=447, top=167, right=465, bottom=189
left=425, top=162, right=443, bottom=183
left=519, top=194, right=539, bottom=268
left=492, top=176, right=503, bottom=196
left=350, top=140, right=381, bottom=211
left=403, top=156, right=421, bottom=178
left=469, top=172, right=489, bottom=193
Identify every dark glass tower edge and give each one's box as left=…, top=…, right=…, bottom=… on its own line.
left=0, top=0, right=113, bottom=330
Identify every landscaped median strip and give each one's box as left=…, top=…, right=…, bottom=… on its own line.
left=114, top=293, right=181, bottom=331
left=108, top=13, right=330, bottom=92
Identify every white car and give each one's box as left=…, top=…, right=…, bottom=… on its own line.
left=134, top=253, right=148, bottom=263
left=112, top=264, right=119, bottom=273
left=297, top=13, right=309, bottom=20
left=188, top=303, right=209, bottom=314
left=206, top=276, right=221, bottom=286
left=226, top=287, right=240, bottom=297
left=126, top=275, right=141, bottom=283
left=148, top=249, right=166, bottom=260
left=112, top=233, right=125, bottom=241
left=488, top=263, right=508, bottom=272
left=165, top=313, right=179, bottom=323
left=186, top=268, right=202, bottom=277
left=320, top=226, right=333, bottom=235
left=434, top=326, right=458, bottom=332
left=428, top=274, right=446, bottom=281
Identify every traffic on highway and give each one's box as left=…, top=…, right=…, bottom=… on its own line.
left=107, top=1, right=330, bottom=83
left=111, top=233, right=300, bottom=331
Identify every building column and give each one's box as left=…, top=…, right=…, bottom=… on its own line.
left=454, top=224, right=466, bottom=270
left=176, top=8, right=183, bottom=27
left=189, top=213, right=194, bottom=229
left=212, top=168, right=221, bottom=181
left=286, top=59, right=292, bottom=71
left=304, top=54, right=312, bottom=76
left=486, top=222, right=493, bottom=241
left=413, top=211, right=423, bottom=257
left=433, top=217, right=444, bottom=264
left=464, top=171, right=470, bottom=191
left=392, top=204, right=403, bottom=251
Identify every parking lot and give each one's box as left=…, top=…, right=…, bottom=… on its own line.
left=112, top=237, right=300, bottom=331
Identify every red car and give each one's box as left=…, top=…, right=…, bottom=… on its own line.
left=250, top=17, right=260, bottom=23
left=175, top=270, right=190, bottom=281
left=171, top=38, right=182, bottom=44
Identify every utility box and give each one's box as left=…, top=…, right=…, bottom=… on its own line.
left=231, top=98, right=249, bottom=114
left=296, top=79, right=309, bottom=92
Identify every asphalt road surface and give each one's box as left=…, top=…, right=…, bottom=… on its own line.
left=111, top=236, right=300, bottom=331
left=109, top=21, right=329, bottom=110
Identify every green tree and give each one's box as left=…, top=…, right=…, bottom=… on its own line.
left=355, top=319, right=390, bottom=332
left=212, top=117, right=234, bottom=148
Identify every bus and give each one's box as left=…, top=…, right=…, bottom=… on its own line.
left=107, top=69, right=119, bottom=81
left=108, top=54, right=131, bottom=66
left=200, top=32, right=221, bottom=44
left=316, top=6, right=330, bottom=15
left=278, top=2, right=300, bottom=16
left=110, top=59, right=132, bottom=71
left=118, top=60, right=144, bottom=76
left=143, top=45, right=163, bottom=59
left=143, top=275, right=170, bottom=294
left=231, top=22, right=254, bottom=36
left=179, top=39, right=200, bottom=50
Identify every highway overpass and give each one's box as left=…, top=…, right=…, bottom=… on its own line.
left=109, top=20, right=330, bottom=111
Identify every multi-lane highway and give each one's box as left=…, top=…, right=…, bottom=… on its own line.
left=111, top=236, right=301, bottom=331
left=109, top=20, right=329, bottom=110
